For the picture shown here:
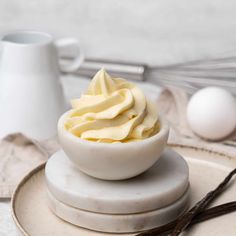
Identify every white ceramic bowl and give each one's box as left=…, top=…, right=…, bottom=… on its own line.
left=58, top=111, right=169, bottom=180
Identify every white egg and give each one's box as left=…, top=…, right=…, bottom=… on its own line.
left=187, top=87, right=236, bottom=140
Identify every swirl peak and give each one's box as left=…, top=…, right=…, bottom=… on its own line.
left=65, top=69, right=159, bottom=143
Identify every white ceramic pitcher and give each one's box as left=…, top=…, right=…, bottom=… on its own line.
left=0, top=31, right=83, bottom=140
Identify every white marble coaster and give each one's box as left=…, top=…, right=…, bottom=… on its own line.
left=45, top=148, right=189, bottom=214
left=47, top=187, right=190, bottom=233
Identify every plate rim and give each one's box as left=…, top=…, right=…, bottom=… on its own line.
left=11, top=163, right=46, bottom=236
left=11, top=143, right=236, bottom=236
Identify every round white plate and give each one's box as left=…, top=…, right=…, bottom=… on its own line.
left=12, top=145, right=236, bottom=236
left=45, top=148, right=189, bottom=214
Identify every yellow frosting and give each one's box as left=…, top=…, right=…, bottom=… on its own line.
left=65, top=69, right=159, bottom=143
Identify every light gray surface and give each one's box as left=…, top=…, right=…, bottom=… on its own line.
left=0, top=201, right=18, bottom=236
left=0, top=1, right=236, bottom=66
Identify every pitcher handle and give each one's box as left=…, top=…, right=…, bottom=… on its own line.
left=55, top=38, right=84, bottom=73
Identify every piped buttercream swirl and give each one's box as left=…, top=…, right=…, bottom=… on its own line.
left=65, top=69, right=159, bottom=143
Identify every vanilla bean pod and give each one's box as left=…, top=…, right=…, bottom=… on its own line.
left=170, top=168, right=236, bottom=236
left=136, top=201, right=236, bottom=236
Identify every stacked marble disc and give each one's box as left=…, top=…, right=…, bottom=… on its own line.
left=45, top=148, right=189, bottom=233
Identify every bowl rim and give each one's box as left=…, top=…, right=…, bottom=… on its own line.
left=58, top=110, right=169, bottom=148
